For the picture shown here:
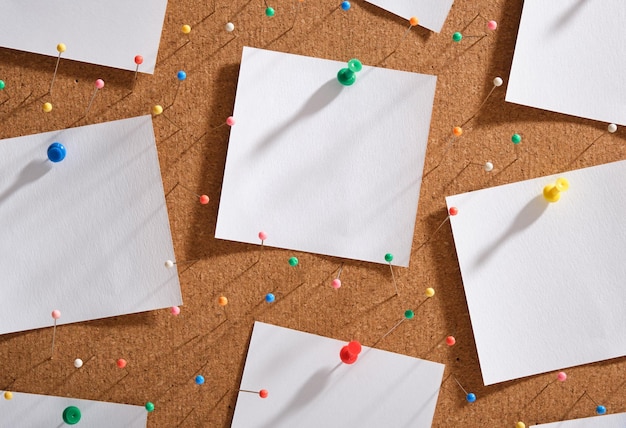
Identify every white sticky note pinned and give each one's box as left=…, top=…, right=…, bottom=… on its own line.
left=530, top=412, right=626, bottom=428
left=446, top=160, right=626, bottom=385
left=0, top=116, right=181, bottom=335
left=0, top=0, right=167, bottom=73
left=231, top=321, right=445, bottom=428
left=216, top=47, right=437, bottom=267
left=364, top=0, right=454, bottom=33
left=507, top=1, right=626, bottom=125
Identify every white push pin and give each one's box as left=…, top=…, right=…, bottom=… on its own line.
left=461, top=77, right=503, bottom=127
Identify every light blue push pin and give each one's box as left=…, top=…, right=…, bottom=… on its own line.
left=195, top=375, right=205, bottom=385
left=177, top=70, right=187, bottom=81
left=47, top=142, right=66, bottom=163
left=341, top=1, right=351, bottom=10
left=265, top=293, right=275, bottom=303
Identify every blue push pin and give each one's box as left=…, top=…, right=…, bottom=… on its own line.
left=596, top=405, right=607, bottom=415
left=195, top=375, right=205, bottom=385
left=341, top=1, right=351, bottom=10
left=453, top=377, right=476, bottom=403
left=265, top=293, right=275, bottom=303
left=177, top=70, right=187, bottom=81
left=47, top=142, right=66, bottom=162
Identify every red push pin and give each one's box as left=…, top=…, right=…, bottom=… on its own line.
left=132, top=55, right=143, bottom=91
left=340, top=340, right=362, bottom=364
left=239, top=388, right=268, bottom=398
left=430, top=207, right=458, bottom=240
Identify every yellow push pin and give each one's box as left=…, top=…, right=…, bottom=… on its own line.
left=543, top=177, right=569, bottom=202
left=515, top=422, right=525, bottom=428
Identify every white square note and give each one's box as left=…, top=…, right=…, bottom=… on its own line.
left=0, top=116, right=181, bottom=335
left=364, top=0, right=454, bottom=33
left=216, top=47, right=437, bottom=267
left=231, top=322, right=445, bottom=428
left=446, top=160, right=626, bottom=385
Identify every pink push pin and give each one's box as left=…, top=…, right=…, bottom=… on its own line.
left=132, top=55, right=143, bottom=90
left=332, top=263, right=344, bottom=289
left=528, top=371, right=568, bottom=405
left=214, top=116, right=235, bottom=129
left=340, top=340, right=362, bottom=364
left=257, top=231, right=268, bottom=261
left=51, top=309, right=61, bottom=359
left=170, top=306, right=181, bottom=316
left=85, top=79, right=104, bottom=116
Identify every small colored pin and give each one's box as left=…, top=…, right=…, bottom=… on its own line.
left=168, top=181, right=209, bottom=204
left=152, top=104, right=180, bottom=130
left=581, top=391, right=606, bottom=415
left=332, top=263, right=344, bottom=289
left=85, top=79, right=104, bottom=116
left=337, top=58, right=362, bottom=86
left=522, top=371, right=567, bottom=413
left=265, top=293, right=275, bottom=303
left=132, top=55, right=143, bottom=91
left=0, top=80, right=8, bottom=105
left=453, top=13, right=497, bottom=43
left=62, top=406, right=81, bottom=425
left=3, top=391, right=13, bottom=400
left=51, top=309, right=61, bottom=359
left=42, top=102, right=53, bottom=113
left=145, top=402, right=155, bottom=412
left=264, top=0, right=275, bottom=17
left=339, top=340, right=362, bottom=364
left=460, top=77, right=504, bottom=127
left=74, top=358, right=83, bottom=368
left=445, top=336, right=456, bottom=346
left=195, top=375, right=205, bottom=385
left=453, top=377, right=476, bottom=403
left=214, top=116, right=236, bottom=129
left=116, top=358, right=127, bottom=369
left=341, top=1, right=351, bottom=11
left=516, top=422, right=526, bottom=428
left=384, top=253, right=398, bottom=296
left=425, top=287, right=435, bottom=297
left=543, top=177, right=569, bottom=203
left=288, top=256, right=299, bottom=267
left=218, top=296, right=228, bottom=317
left=372, top=310, right=414, bottom=348
left=170, top=306, right=181, bottom=316
left=225, top=22, right=235, bottom=32
left=572, top=123, right=618, bottom=165
left=239, top=389, right=269, bottom=398
left=49, top=43, right=66, bottom=94
left=258, top=231, right=267, bottom=261
left=47, top=142, right=67, bottom=163
left=170, top=70, right=186, bottom=107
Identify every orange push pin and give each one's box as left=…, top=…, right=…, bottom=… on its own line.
left=543, top=178, right=569, bottom=202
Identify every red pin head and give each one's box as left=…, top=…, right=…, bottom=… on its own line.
left=134, top=55, right=144, bottom=65
left=340, top=340, right=362, bottom=364
left=449, top=207, right=458, bottom=216
left=259, top=389, right=269, bottom=398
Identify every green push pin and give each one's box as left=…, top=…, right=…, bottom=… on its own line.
left=384, top=253, right=399, bottom=296
left=145, top=402, right=155, bottom=412
left=404, top=309, right=414, bottom=319
left=265, top=7, right=275, bottom=17
left=337, top=58, right=362, bottom=86
left=511, top=133, right=522, bottom=144
left=452, top=32, right=463, bottom=42
left=288, top=257, right=299, bottom=267
left=62, top=406, right=81, bottom=425
left=0, top=80, right=5, bottom=90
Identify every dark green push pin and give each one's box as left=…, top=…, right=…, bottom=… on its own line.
left=337, top=58, right=363, bottom=86
left=145, top=402, right=155, bottom=412
left=265, top=7, right=275, bottom=16
left=288, top=257, right=299, bottom=267
left=62, top=406, right=81, bottom=425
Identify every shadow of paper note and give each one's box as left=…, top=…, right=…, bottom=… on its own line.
left=261, top=368, right=332, bottom=428
left=475, top=195, right=549, bottom=267
left=254, top=78, right=343, bottom=154
left=0, top=160, right=51, bottom=205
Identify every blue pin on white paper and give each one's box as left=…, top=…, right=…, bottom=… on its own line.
left=47, top=142, right=66, bottom=163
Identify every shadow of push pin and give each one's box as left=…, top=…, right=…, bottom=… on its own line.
left=543, top=178, right=569, bottom=203
left=582, top=391, right=607, bottom=415
left=340, top=340, right=362, bottom=364
left=453, top=377, right=476, bottom=403
left=47, top=143, right=67, bottom=163
left=337, top=59, right=362, bottom=86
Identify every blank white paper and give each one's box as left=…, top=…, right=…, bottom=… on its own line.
left=0, top=392, right=147, bottom=427
left=231, top=321, right=445, bottom=428
left=0, top=116, right=181, bottom=335
left=0, top=0, right=168, bottom=73
left=215, top=47, right=437, bottom=267
left=506, top=1, right=626, bottom=125
left=446, top=160, right=626, bottom=385
left=364, top=0, right=454, bottom=33
left=530, top=413, right=626, bottom=428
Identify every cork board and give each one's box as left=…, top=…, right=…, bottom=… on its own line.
left=0, top=0, right=624, bottom=427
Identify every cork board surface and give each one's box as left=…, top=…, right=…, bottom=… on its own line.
left=0, top=0, right=624, bottom=427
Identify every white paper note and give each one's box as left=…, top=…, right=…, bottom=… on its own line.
left=446, top=160, right=626, bottom=385
left=0, top=0, right=168, bottom=73
left=231, top=321, right=445, bottom=428
left=216, top=47, right=437, bottom=267
left=0, top=392, right=147, bottom=427
left=506, top=1, right=626, bottom=125
left=0, top=116, right=181, bottom=335
left=364, top=0, right=454, bottom=33
left=530, top=412, right=626, bottom=428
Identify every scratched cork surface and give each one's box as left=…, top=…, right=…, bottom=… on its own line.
left=0, top=0, right=625, bottom=427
